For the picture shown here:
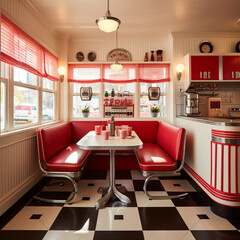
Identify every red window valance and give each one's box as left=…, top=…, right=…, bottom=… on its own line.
left=44, top=49, right=59, bottom=81
left=138, top=63, right=170, bottom=83
left=102, top=64, right=137, bottom=83
left=68, top=64, right=102, bottom=83
left=0, top=14, right=59, bottom=81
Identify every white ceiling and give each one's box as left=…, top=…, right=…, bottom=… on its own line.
left=27, top=0, right=240, bottom=39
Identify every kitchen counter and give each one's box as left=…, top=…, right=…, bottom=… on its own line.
left=178, top=116, right=240, bottom=126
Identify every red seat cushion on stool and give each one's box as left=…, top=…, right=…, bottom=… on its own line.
left=135, top=143, right=176, bottom=171
left=46, top=144, right=90, bottom=172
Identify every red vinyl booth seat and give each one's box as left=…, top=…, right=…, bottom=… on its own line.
left=37, top=122, right=90, bottom=171
left=135, top=143, right=176, bottom=171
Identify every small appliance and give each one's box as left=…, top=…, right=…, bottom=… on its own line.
left=180, top=92, right=201, bottom=116
left=208, top=97, right=222, bottom=117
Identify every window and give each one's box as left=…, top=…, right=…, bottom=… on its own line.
left=140, top=82, right=166, bottom=117
left=42, top=78, right=56, bottom=122
left=1, top=81, right=6, bottom=130
left=72, top=83, right=100, bottom=118
left=104, top=82, right=135, bottom=95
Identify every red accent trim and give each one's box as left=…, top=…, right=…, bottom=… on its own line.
left=184, top=164, right=240, bottom=204
left=235, top=146, right=238, bottom=194
left=211, top=141, right=213, bottom=186
left=212, top=130, right=240, bottom=139
left=215, top=143, right=217, bottom=188
left=138, top=78, right=171, bottom=83
left=228, top=145, right=231, bottom=193
left=221, top=144, right=224, bottom=192
left=102, top=78, right=137, bottom=83
left=68, top=78, right=101, bottom=83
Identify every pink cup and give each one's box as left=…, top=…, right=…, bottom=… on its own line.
left=102, top=130, right=110, bottom=140
left=95, top=125, right=102, bottom=135
left=127, top=126, right=132, bottom=136
left=121, top=125, right=128, bottom=130
left=115, top=126, right=122, bottom=136
left=119, top=129, right=127, bottom=139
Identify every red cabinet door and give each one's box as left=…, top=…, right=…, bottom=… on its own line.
left=191, top=56, right=219, bottom=80
left=223, top=56, right=240, bottom=80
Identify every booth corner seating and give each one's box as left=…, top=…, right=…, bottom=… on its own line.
left=36, top=121, right=186, bottom=203
left=135, top=121, right=187, bottom=200
left=36, top=122, right=91, bottom=203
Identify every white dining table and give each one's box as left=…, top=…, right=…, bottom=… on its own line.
left=76, top=130, right=143, bottom=208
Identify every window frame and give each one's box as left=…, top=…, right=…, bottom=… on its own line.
left=0, top=62, right=59, bottom=134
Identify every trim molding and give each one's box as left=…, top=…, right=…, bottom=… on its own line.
left=0, top=172, right=42, bottom=216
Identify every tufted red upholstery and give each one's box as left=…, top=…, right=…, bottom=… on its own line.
left=135, top=143, right=176, bottom=171
left=46, top=144, right=90, bottom=172
left=157, top=122, right=185, bottom=161
left=116, top=121, right=159, bottom=143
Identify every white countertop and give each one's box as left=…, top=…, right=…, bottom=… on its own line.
left=76, top=131, right=143, bottom=150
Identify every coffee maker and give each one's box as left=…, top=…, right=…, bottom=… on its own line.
left=181, top=92, right=201, bottom=116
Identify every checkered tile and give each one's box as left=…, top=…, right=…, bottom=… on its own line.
left=0, top=170, right=240, bottom=240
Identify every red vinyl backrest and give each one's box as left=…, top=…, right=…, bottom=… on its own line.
left=157, top=122, right=186, bottom=161
left=71, top=121, right=105, bottom=143
left=116, top=121, right=159, bottom=143
left=37, top=122, right=72, bottom=162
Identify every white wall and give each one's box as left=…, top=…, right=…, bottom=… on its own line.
left=68, top=35, right=172, bottom=62
left=0, top=0, right=59, bottom=216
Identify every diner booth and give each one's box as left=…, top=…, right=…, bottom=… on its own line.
left=1, top=1, right=240, bottom=239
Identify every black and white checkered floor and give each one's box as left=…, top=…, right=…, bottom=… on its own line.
left=1, top=170, right=240, bottom=240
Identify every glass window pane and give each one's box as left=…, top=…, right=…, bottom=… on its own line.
left=14, top=86, right=38, bottom=127
left=104, top=83, right=135, bottom=95
left=1, top=82, right=6, bottom=130
left=73, top=83, right=100, bottom=94
left=140, top=82, right=166, bottom=117
left=1, top=62, right=9, bottom=78
left=43, top=78, right=54, bottom=90
left=42, top=91, right=55, bottom=121
left=73, top=95, right=99, bottom=118
left=14, top=67, right=37, bottom=86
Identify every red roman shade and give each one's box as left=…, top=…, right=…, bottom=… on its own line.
left=138, top=63, right=170, bottom=83
left=44, top=49, right=59, bottom=81
left=68, top=64, right=102, bottom=83
left=0, top=14, right=59, bottom=81
left=102, top=64, right=137, bottom=83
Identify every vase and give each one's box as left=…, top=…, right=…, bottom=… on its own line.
left=151, top=112, right=159, bottom=117
left=144, top=52, right=148, bottom=61
left=156, top=50, right=163, bottom=61
left=82, top=112, right=89, bottom=118
left=151, top=51, right=154, bottom=61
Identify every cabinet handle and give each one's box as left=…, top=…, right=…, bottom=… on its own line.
left=232, top=71, right=235, bottom=79
left=204, top=72, right=208, bottom=79
left=200, top=71, right=202, bottom=79
left=208, top=72, right=211, bottom=79
left=236, top=71, right=240, bottom=79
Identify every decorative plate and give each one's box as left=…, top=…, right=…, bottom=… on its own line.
left=235, top=41, right=240, bottom=53
left=199, top=41, right=214, bottom=53
left=107, top=48, right=132, bottom=61
left=76, top=52, right=84, bottom=61
left=88, top=51, right=96, bottom=61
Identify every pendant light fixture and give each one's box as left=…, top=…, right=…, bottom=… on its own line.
left=96, top=0, right=121, bottom=33
left=111, top=30, right=123, bottom=71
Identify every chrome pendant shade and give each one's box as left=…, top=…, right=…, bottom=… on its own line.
left=96, top=0, right=121, bottom=33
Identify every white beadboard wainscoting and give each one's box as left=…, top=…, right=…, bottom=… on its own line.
left=0, top=133, right=41, bottom=216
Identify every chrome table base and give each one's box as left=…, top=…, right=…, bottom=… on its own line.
left=96, top=150, right=131, bottom=209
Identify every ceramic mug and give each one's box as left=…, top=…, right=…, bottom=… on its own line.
left=95, top=125, right=102, bottom=135
left=115, top=126, right=122, bottom=136
left=119, top=129, right=127, bottom=139
left=102, top=130, right=110, bottom=140
left=127, top=126, right=132, bottom=136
